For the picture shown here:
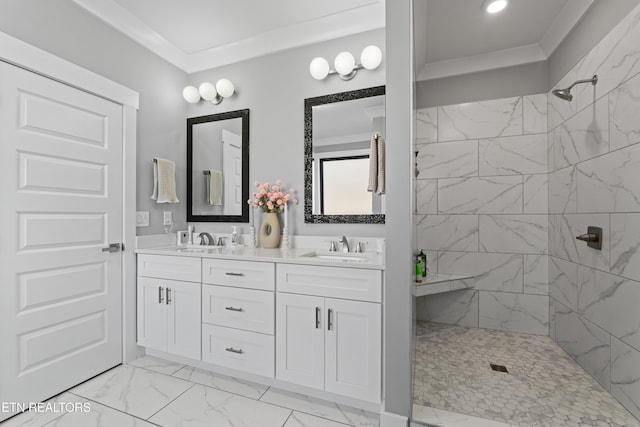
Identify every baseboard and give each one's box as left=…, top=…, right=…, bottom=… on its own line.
left=380, top=411, right=409, bottom=427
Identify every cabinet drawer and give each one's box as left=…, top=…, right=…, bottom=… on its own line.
left=277, top=264, right=381, bottom=302
left=202, top=324, right=274, bottom=378
left=138, top=254, right=201, bottom=283
left=202, top=285, right=274, bottom=334
left=202, top=259, right=275, bottom=291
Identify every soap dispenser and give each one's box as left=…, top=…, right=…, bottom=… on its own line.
left=231, top=226, right=239, bottom=246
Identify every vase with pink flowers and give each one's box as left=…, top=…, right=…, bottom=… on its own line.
left=247, top=180, right=298, bottom=248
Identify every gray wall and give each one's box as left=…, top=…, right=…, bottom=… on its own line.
left=384, top=0, right=414, bottom=418
left=416, top=61, right=548, bottom=108
left=0, top=0, right=189, bottom=236
left=186, top=29, right=386, bottom=237
left=548, top=0, right=640, bottom=87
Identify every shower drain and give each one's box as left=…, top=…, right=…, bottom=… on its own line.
left=490, top=363, right=509, bottom=373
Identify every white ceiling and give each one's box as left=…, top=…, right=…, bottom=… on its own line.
left=72, top=0, right=385, bottom=74
left=415, top=0, right=596, bottom=81
left=72, top=0, right=596, bottom=80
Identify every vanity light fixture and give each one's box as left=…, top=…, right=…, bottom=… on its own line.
left=182, top=78, right=235, bottom=105
left=482, top=0, right=508, bottom=14
left=310, top=45, right=383, bottom=81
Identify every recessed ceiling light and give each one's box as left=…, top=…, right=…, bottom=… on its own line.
left=483, top=0, right=508, bottom=14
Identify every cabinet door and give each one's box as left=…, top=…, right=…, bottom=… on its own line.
left=276, top=293, right=324, bottom=389
left=137, top=277, right=167, bottom=351
left=166, top=280, right=201, bottom=360
left=325, top=298, right=381, bottom=403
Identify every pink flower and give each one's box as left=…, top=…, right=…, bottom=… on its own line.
left=292, top=199, right=298, bottom=205
left=277, top=199, right=283, bottom=205
left=272, top=185, right=280, bottom=192
left=289, top=188, right=296, bottom=194
left=276, top=180, right=282, bottom=185
left=254, top=181, right=260, bottom=188
left=259, top=201, right=264, bottom=206
left=267, top=201, right=274, bottom=210
left=246, top=199, right=252, bottom=204
left=284, top=194, right=291, bottom=201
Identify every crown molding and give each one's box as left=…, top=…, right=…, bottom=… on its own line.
left=73, top=0, right=385, bottom=74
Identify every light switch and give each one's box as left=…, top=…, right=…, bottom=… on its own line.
left=163, top=211, right=173, bottom=226
left=136, top=211, right=149, bottom=227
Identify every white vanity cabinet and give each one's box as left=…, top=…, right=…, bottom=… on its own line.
left=136, top=255, right=202, bottom=360
left=276, top=264, right=382, bottom=403
left=201, top=258, right=276, bottom=378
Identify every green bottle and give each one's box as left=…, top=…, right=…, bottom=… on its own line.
left=415, top=254, right=422, bottom=282
left=419, top=249, right=427, bottom=277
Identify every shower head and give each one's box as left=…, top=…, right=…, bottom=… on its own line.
left=552, top=88, right=573, bottom=101
left=552, top=75, right=598, bottom=102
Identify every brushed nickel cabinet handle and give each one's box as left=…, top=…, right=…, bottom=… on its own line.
left=327, top=308, right=333, bottom=331
left=315, top=307, right=321, bottom=329
left=225, top=272, right=244, bottom=277
left=225, top=306, right=244, bottom=312
left=225, top=347, right=244, bottom=354
left=166, top=288, right=171, bottom=305
left=158, top=286, right=164, bottom=304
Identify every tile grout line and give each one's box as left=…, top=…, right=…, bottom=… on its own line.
left=66, top=392, right=163, bottom=427
left=145, top=382, right=196, bottom=421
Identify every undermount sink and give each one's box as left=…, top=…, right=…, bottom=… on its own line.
left=299, top=251, right=368, bottom=262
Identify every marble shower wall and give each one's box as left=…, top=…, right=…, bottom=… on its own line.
left=548, top=4, right=640, bottom=420
left=414, top=93, right=550, bottom=336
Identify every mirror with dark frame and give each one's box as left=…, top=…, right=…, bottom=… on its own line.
left=304, top=86, right=385, bottom=224
left=187, top=109, right=250, bottom=222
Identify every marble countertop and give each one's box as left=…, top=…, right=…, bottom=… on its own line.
left=135, top=245, right=385, bottom=270
left=414, top=273, right=474, bottom=297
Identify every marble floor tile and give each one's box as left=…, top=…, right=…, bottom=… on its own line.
left=128, top=355, right=185, bottom=376
left=42, top=401, right=155, bottom=427
left=284, top=411, right=353, bottom=427
left=70, top=365, right=192, bottom=419
left=149, top=384, right=291, bottom=427
left=0, top=393, right=83, bottom=427
left=172, top=365, right=268, bottom=400
left=413, top=322, right=640, bottom=427
left=260, top=389, right=379, bottom=427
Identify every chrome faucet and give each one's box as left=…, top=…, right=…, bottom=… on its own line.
left=338, top=236, right=349, bottom=253
left=198, top=232, right=214, bottom=246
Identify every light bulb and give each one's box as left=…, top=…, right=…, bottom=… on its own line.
left=309, top=57, right=330, bottom=80
left=216, top=79, right=235, bottom=98
left=182, top=86, right=200, bottom=103
left=198, top=82, right=217, bottom=101
left=360, top=45, right=382, bottom=70
left=483, top=0, right=508, bottom=14
left=334, top=52, right=355, bottom=76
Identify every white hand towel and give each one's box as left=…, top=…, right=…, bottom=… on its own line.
left=367, top=133, right=379, bottom=192
left=208, top=169, right=223, bottom=206
left=375, top=134, right=386, bottom=195
left=151, top=158, right=179, bottom=203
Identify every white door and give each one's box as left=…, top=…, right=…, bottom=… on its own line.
left=222, top=129, right=242, bottom=216
left=167, top=280, right=201, bottom=360
left=0, top=61, right=123, bottom=420
left=325, top=298, right=381, bottom=403
left=137, top=277, right=168, bottom=352
left=276, top=293, right=325, bottom=389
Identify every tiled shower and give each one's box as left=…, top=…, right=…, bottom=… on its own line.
left=414, top=4, right=640, bottom=420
